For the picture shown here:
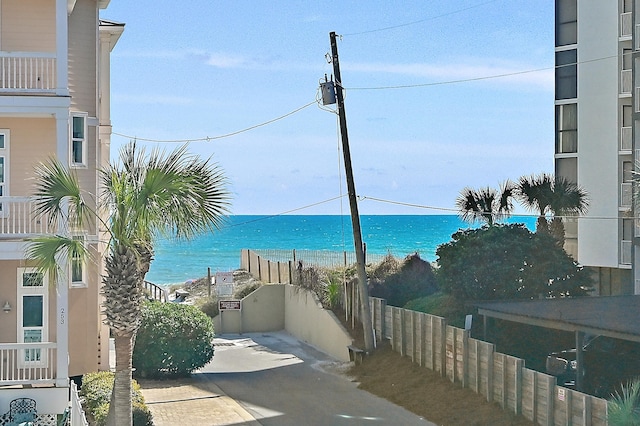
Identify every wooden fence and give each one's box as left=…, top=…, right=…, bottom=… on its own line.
left=365, top=298, right=609, bottom=425
left=241, top=248, right=609, bottom=424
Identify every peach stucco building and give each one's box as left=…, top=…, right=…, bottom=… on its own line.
left=0, top=0, right=122, bottom=420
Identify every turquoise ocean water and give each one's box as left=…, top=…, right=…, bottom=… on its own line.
left=146, top=215, right=536, bottom=285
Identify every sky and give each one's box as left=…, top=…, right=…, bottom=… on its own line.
left=100, top=0, right=555, bottom=216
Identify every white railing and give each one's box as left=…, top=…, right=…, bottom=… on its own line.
left=621, top=182, right=633, bottom=207
left=621, top=69, right=632, bottom=94
left=0, top=52, right=56, bottom=92
left=71, top=380, right=89, bottom=426
left=621, top=126, right=632, bottom=151
left=621, top=12, right=632, bottom=38
left=621, top=240, right=632, bottom=265
left=0, top=342, right=56, bottom=385
left=0, top=196, right=55, bottom=236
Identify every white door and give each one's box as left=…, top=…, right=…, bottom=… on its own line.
left=17, top=269, right=48, bottom=365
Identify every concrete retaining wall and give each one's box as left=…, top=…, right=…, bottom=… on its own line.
left=214, top=284, right=352, bottom=362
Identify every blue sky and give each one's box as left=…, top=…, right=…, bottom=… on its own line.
left=101, top=1, right=555, bottom=215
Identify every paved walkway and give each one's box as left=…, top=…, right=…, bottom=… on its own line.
left=138, top=332, right=433, bottom=426
left=138, top=375, right=259, bottom=426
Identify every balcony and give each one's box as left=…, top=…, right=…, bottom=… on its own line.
left=621, top=182, right=632, bottom=208
left=0, top=197, right=55, bottom=238
left=0, top=342, right=57, bottom=386
left=621, top=240, right=632, bottom=265
left=621, top=69, right=632, bottom=95
left=621, top=12, right=632, bottom=38
left=621, top=126, right=632, bottom=151
left=0, top=52, right=57, bottom=93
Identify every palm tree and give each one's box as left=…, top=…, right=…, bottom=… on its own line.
left=516, top=173, right=588, bottom=244
left=28, top=142, right=230, bottom=426
left=547, top=176, right=589, bottom=244
left=516, top=173, right=553, bottom=234
left=455, top=181, right=515, bottom=226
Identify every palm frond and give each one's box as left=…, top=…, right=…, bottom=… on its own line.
left=25, top=235, right=89, bottom=287
left=33, top=158, right=93, bottom=228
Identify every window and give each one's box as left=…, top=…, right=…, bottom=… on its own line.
left=556, top=103, right=577, bottom=153
left=556, top=50, right=577, bottom=100
left=71, top=114, right=87, bottom=166
left=17, top=269, right=48, bottom=365
left=71, top=235, right=86, bottom=287
left=556, top=0, right=577, bottom=47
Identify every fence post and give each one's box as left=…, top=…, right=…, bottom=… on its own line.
left=462, top=329, right=469, bottom=389
left=399, top=308, right=406, bottom=357
left=514, top=358, right=523, bottom=416
left=546, top=375, right=555, bottom=426
left=486, top=344, right=494, bottom=403
left=380, top=299, right=387, bottom=342
left=439, top=318, right=447, bottom=377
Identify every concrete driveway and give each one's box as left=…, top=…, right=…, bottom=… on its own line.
left=204, top=332, right=434, bottom=426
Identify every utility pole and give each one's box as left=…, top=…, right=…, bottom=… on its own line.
left=329, top=31, right=375, bottom=353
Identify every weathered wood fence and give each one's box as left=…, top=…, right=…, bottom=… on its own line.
left=365, top=298, right=608, bottom=425
left=241, top=249, right=390, bottom=284
left=240, top=248, right=609, bottom=424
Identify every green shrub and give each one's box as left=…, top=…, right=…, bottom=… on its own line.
left=608, top=379, right=640, bottom=425
left=133, top=301, right=215, bottom=379
left=80, top=371, right=152, bottom=426
left=369, top=253, right=438, bottom=307
left=198, top=296, right=219, bottom=318
left=234, top=282, right=262, bottom=299
left=404, top=292, right=466, bottom=327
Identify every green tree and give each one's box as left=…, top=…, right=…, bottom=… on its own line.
left=436, top=224, right=591, bottom=301
left=455, top=181, right=515, bottom=226
left=547, top=176, right=589, bottom=244
left=28, top=142, right=230, bottom=426
left=517, top=173, right=588, bottom=243
left=133, top=302, right=215, bottom=379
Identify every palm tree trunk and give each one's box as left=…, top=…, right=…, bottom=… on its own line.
left=536, top=216, right=549, bottom=234
left=107, top=332, right=135, bottom=426
left=549, top=217, right=566, bottom=247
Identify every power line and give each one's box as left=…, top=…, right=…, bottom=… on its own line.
left=112, top=100, right=317, bottom=143
left=342, top=0, right=501, bottom=36
left=345, top=55, right=617, bottom=91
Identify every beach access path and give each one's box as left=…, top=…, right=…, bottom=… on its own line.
left=138, top=331, right=435, bottom=426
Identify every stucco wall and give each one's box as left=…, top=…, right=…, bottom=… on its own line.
left=214, top=284, right=353, bottom=362
left=284, top=285, right=352, bottom=362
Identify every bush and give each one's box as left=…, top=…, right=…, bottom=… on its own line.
left=198, top=296, right=219, bottom=318
left=436, top=224, right=592, bottom=301
left=234, top=282, right=262, bottom=299
left=80, top=371, right=153, bottom=426
left=403, top=292, right=466, bottom=326
left=369, top=253, right=438, bottom=307
left=608, top=379, right=640, bottom=425
left=133, top=301, right=215, bottom=379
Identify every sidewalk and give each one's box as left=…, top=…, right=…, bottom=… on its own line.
left=138, top=374, right=260, bottom=426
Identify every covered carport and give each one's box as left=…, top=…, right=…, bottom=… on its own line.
left=475, top=295, right=640, bottom=392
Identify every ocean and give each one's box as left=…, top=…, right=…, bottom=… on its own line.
left=146, top=215, right=536, bottom=285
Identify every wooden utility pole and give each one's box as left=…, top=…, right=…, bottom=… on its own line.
left=329, top=31, right=375, bottom=353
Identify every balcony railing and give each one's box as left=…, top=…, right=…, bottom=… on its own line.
left=0, top=342, right=57, bottom=385
left=621, top=240, right=632, bottom=265
left=621, top=12, right=632, bottom=38
left=621, top=182, right=632, bottom=207
left=621, top=126, right=632, bottom=151
left=0, top=52, right=57, bottom=92
left=621, top=69, right=632, bottom=94
left=0, top=197, right=55, bottom=237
